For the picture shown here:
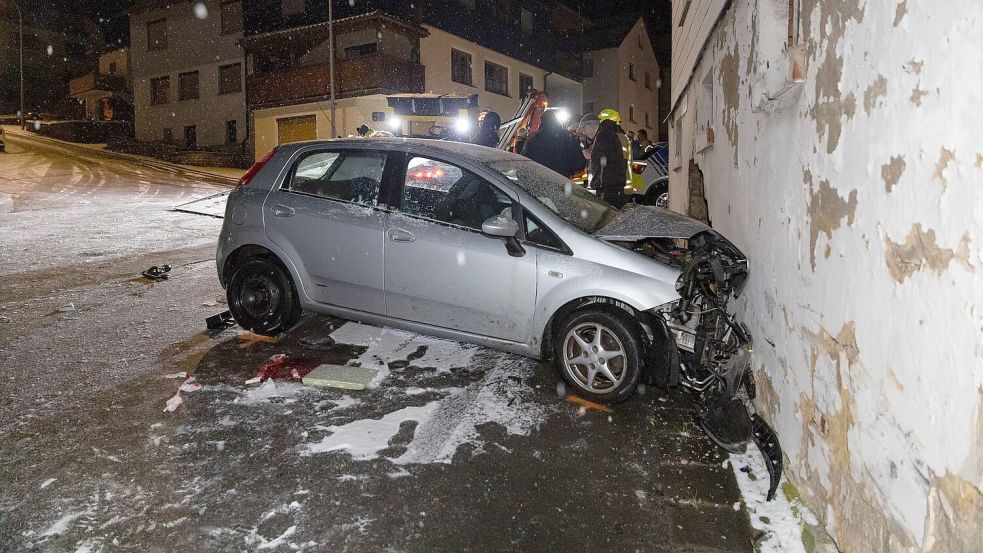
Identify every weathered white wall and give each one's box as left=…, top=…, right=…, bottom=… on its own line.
left=670, top=1, right=983, bottom=551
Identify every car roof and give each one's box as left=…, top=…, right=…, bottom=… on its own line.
left=279, top=137, right=519, bottom=166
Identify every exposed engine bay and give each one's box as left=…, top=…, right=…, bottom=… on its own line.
left=597, top=205, right=783, bottom=500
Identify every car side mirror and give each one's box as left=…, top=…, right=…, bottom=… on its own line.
left=481, top=215, right=525, bottom=257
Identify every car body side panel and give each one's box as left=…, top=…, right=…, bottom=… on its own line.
left=264, top=191, right=387, bottom=315
left=384, top=210, right=538, bottom=343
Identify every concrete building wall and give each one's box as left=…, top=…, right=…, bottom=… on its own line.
left=98, top=48, right=128, bottom=77
left=617, top=19, right=660, bottom=134
left=581, top=19, right=659, bottom=133
left=252, top=95, right=392, bottom=157
left=130, top=0, right=245, bottom=147
left=582, top=47, right=619, bottom=115
left=670, top=0, right=728, bottom=105
left=669, top=1, right=983, bottom=551
left=419, top=25, right=555, bottom=119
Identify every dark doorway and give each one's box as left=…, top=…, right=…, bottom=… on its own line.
left=226, top=120, right=237, bottom=144
left=183, top=125, right=197, bottom=150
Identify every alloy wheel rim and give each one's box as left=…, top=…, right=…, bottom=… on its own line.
left=562, top=322, right=627, bottom=393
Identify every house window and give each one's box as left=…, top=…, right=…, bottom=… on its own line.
left=451, top=49, right=473, bottom=86
left=219, top=63, right=242, bottom=94
left=281, top=0, right=305, bottom=16
left=108, top=61, right=117, bottom=74
left=485, top=61, right=508, bottom=96
left=344, top=43, right=377, bottom=58
left=147, top=18, right=167, bottom=51
left=226, top=120, right=238, bottom=143
left=583, top=57, right=593, bottom=78
left=628, top=63, right=636, bottom=81
left=221, top=1, right=243, bottom=35
left=645, top=112, right=650, bottom=128
left=520, top=7, right=534, bottom=34
left=629, top=105, right=635, bottom=123
left=638, top=34, right=643, bottom=49
left=163, top=127, right=173, bottom=143
left=519, top=73, right=533, bottom=98
left=645, top=72, right=651, bottom=89
left=150, top=76, right=169, bottom=105
left=178, top=71, right=199, bottom=101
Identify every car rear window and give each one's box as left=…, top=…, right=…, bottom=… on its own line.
left=286, top=150, right=386, bottom=206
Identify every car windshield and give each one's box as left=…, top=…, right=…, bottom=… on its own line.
left=484, top=159, right=619, bottom=234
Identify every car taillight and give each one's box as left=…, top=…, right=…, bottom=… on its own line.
left=630, top=161, right=647, bottom=175
left=237, top=147, right=277, bottom=187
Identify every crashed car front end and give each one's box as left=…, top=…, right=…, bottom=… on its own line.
left=595, top=205, right=783, bottom=500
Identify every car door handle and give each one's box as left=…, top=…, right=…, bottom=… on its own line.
left=387, top=228, right=416, bottom=243
left=272, top=204, right=295, bottom=217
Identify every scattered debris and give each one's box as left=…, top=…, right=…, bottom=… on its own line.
left=205, top=310, right=235, bottom=330
left=298, top=335, right=336, bottom=350
left=58, top=303, right=75, bottom=312
left=566, top=394, right=614, bottom=414
left=141, top=265, right=171, bottom=281
left=40, top=478, right=56, bottom=489
left=163, top=393, right=183, bottom=412
left=237, top=332, right=278, bottom=349
left=302, top=364, right=379, bottom=390
left=163, top=372, right=188, bottom=379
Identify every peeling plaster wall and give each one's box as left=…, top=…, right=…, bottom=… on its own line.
left=668, top=1, right=983, bottom=551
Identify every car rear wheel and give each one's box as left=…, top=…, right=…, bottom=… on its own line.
left=554, top=309, right=642, bottom=404
left=227, top=258, right=301, bottom=336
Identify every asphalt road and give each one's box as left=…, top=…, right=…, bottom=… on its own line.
left=0, top=133, right=761, bottom=552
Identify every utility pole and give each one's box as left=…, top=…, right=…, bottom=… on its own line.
left=8, top=0, right=24, bottom=129
left=328, top=0, right=336, bottom=138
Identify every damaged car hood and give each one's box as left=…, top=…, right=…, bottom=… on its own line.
left=593, top=205, right=713, bottom=241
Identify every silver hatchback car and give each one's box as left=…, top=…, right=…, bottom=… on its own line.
left=217, top=138, right=747, bottom=404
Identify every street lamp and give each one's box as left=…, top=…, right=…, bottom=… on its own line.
left=5, top=0, right=25, bottom=129
left=327, top=0, right=336, bottom=138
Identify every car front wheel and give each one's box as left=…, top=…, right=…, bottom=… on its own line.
left=554, top=309, right=642, bottom=404
left=227, top=257, right=301, bottom=336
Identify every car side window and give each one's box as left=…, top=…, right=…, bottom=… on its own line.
left=523, top=212, right=563, bottom=250
left=287, top=150, right=386, bottom=206
left=400, top=156, right=512, bottom=231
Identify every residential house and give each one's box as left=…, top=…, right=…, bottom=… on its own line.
left=670, top=1, right=982, bottom=552
left=129, top=0, right=247, bottom=149
left=69, top=48, right=132, bottom=121
left=242, top=0, right=585, bottom=159
left=564, top=15, right=660, bottom=138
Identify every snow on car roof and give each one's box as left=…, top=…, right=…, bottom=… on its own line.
left=282, top=137, right=518, bottom=165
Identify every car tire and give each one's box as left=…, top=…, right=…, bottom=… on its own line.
left=227, top=257, right=301, bottom=336
left=554, top=308, right=643, bottom=404
left=643, top=180, right=669, bottom=208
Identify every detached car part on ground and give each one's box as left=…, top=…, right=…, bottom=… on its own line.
left=215, top=138, right=782, bottom=499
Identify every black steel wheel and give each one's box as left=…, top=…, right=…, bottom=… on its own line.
left=227, top=257, right=301, bottom=336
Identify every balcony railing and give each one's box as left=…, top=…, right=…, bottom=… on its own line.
left=69, top=72, right=128, bottom=97
left=247, top=54, right=424, bottom=107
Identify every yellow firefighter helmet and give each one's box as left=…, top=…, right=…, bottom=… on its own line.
left=598, top=108, right=622, bottom=125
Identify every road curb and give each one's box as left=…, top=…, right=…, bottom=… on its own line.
left=4, top=128, right=242, bottom=187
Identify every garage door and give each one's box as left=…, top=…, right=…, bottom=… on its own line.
left=277, top=115, right=316, bottom=145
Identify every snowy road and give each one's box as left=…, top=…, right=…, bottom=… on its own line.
left=0, top=135, right=781, bottom=552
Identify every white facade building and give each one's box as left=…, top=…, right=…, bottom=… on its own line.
left=129, top=0, right=246, bottom=149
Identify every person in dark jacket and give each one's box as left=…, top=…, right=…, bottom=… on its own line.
left=590, top=118, right=627, bottom=208
left=520, top=110, right=587, bottom=178
left=472, top=110, right=501, bottom=148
